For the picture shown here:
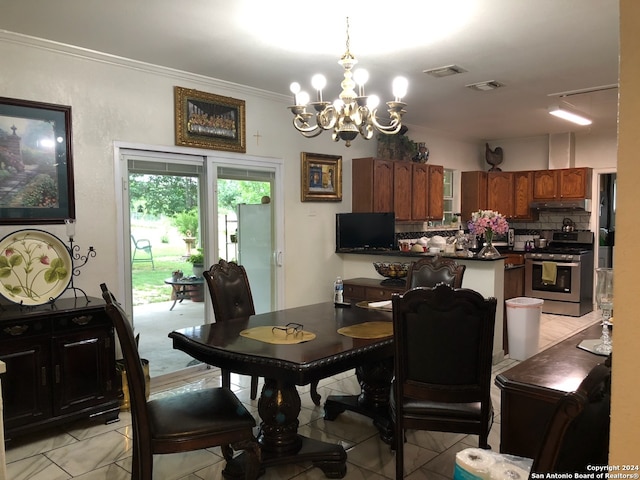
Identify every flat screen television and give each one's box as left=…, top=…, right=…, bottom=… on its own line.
left=336, top=212, right=396, bottom=252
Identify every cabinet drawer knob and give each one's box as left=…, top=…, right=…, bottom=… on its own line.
left=4, top=324, right=29, bottom=336
left=72, top=315, right=92, bottom=326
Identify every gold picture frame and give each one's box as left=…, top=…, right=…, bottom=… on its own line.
left=174, top=86, right=246, bottom=153
left=301, top=152, right=342, bottom=202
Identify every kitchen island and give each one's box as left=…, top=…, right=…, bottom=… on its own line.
left=340, top=251, right=506, bottom=363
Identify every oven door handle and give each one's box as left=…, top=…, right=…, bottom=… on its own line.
left=528, top=261, right=580, bottom=267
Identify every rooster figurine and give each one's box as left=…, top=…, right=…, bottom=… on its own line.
left=485, top=143, right=503, bottom=171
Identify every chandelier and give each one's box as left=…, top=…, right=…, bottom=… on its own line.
left=288, top=18, right=408, bottom=147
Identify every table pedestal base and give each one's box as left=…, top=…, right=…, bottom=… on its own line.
left=323, top=359, right=394, bottom=445
left=224, top=378, right=347, bottom=479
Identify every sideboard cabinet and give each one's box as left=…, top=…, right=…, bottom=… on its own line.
left=0, top=297, right=120, bottom=440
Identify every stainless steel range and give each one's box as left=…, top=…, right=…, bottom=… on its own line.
left=524, top=231, right=594, bottom=317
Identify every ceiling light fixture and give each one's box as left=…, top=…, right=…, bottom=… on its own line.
left=288, top=18, right=408, bottom=147
left=548, top=102, right=592, bottom=126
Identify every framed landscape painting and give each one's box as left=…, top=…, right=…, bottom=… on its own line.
left=301, top=152, right=342, bottom=202
left=174, top=86, right=246, bottom=153
left=0, top=97, right=75, bottom=224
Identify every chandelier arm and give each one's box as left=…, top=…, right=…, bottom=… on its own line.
left=369, top=104, right=406, bottom=135
left=291, top=117, right=324, bottom=137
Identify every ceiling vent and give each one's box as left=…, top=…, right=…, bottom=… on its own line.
left=466, top=80, right=505, bottom=91
left=423, top=65, right=467, bottom=78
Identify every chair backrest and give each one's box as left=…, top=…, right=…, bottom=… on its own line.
left=100, top=283, right=153, bottom=477
left=203, top=259, right=256, bottom=322
left=392, top=285, right=496, bottom=404
left=532, top=359, right=611, bottom=473
left=405, top=256, right=466, bottom=289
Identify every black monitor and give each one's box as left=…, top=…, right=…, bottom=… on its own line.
left=335, top=212, right=396, bottom=252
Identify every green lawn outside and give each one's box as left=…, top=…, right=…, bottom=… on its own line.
left=132, top=242, right=197, bottom=305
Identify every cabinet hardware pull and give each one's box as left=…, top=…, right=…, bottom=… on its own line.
left=4, top=324, right=29, bottom=336
left=72, top=315, right=92, bottom=326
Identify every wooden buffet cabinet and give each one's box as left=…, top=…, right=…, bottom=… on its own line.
left=352, top=157, right=443, bottom=222
left=343, top=278, right=406, bottom=302
left=0, top=297, right=120, bottom=440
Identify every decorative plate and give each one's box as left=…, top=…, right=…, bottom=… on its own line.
left=0, top=229, right=73, bottom=306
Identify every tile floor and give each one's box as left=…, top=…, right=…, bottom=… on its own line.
left=4, top=307, right=602, bottom=480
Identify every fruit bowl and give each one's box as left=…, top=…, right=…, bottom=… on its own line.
left=373, top=262, right=410, bottom=279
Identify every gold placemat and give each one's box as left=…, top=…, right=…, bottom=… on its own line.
left=240, top=326, right=316, bottom=344
left=337, top=321, right=393, bottom=339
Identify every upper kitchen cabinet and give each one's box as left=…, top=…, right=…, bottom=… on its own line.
left=353, top=158, right=444, bottom=222
left=487, top=172, right=514, bottom=218
left=427, top=165, right=444, bottom=221
left=513, top=171, right=537, bottom=220
left=533, top=167, right=592, bottom=200
left=352, top=158, right=394, bottom=213
left=461, top=171, right=488, bottom=222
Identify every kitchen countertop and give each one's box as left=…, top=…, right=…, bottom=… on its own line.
left=337, top=249, right=506, bottom=262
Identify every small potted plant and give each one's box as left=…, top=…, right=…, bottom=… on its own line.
left=187, top=249, right=205, bottom=277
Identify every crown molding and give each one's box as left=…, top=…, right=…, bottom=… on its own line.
left=0, top=30, right=288, bottom=103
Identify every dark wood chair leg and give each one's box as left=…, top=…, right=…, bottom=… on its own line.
left=222, top=369, right=231, bottom=389
left=310, top=380, right=321, bottom=406
left=250, top=375, right=259, bottom=400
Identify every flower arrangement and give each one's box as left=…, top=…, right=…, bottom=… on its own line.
left=467, top=210, right=509, bottom=258
left=467, top=210, right=509, bottom=238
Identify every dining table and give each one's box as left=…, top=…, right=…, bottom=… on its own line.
left=168, top=301, right=395, bottom=479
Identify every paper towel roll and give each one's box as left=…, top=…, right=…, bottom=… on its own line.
left=488, top=462, right=530, bottom=480
left=454, top=448, right=497, bottom=480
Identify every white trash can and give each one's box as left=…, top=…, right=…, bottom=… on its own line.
left=505, top=297, right=544, bottom=361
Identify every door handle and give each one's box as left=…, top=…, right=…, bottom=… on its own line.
left=276, top=251, right=283, bottom=266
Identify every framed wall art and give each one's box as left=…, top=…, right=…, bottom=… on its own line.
left=301, top=152, right=342, bottom=202
left=0, top=97, right=75, bottom=225
left=174, top=86, right=246, bottom=153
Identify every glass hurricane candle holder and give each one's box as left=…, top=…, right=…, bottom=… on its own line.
left=594, top=267, right=613, bottom=355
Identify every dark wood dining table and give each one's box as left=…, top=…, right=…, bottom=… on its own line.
left=168, top=301, right=394, bottom=479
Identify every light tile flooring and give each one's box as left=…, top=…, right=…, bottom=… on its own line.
left=5, top=306, right=602, bottom=480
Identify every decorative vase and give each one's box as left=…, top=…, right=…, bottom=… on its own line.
left=477, top=230, right=501, bottom=258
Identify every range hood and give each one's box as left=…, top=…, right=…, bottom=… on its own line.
left=529, top=199, right=592, bottom=211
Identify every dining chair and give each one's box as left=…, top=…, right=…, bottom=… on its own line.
left=391, top=284, right=497, bottom=479
left=404, top=256, right=466, bottom=289
left=101, top=283, right=260, bottom=480
left=130, top=235, right=154, bottom=269
left=204, top=259, right=321, bottom=405
left=531, top=358, right=611, bottom=473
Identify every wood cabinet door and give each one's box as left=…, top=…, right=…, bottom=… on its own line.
left=559, top=167, right=591, bottom=199
left=0, top=337, right=52, bottom=431
left=411, top=163, right=429, bottom=221
left=52, top=327, right=115, bottom=416
left=393, top=161, right=412, bottom=220
left=461, top=171, right=488, bottom=221
left=513, top=171, right=535, bottom=219
left=427, top=165, right=444, bottom=220
left=487, top=172, right=514, bottom=217
left=533, top=170, right=558, bottom=200
left=372, top=160, right=394, bottom=212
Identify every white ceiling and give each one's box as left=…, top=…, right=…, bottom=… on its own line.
left=0, top=0, right=620, bottom=141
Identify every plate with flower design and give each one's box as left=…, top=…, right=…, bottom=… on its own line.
left=0, top=229, right=72, bottom=306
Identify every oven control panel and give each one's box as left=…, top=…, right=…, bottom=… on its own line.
left=525, top=253, right=581, bottom=262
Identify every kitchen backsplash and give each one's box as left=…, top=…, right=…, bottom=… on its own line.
left=396, top=210, right=593, bottom=241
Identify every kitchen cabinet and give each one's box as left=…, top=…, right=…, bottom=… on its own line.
left=461, top=171, right=488, bottom=221
left=487, top=172, right=514, bottom=218
left=427, top=164, right=444, bottom=221
left=393, top=161, right=412, bottom=221
left=352, top=158, right=394, bottom=213
left=353, top=158, right=443, bottom=221
left=343, top=278, right=406, bottom=302
left=533, top=167, right=592, bottom=200
left=512, top=171, right=537, bottom=220
left=0, top=297, right=120, bottom=440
